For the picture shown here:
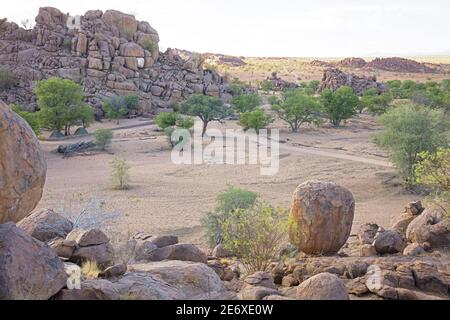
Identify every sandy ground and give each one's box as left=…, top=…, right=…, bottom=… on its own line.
left=37, top=114, right=418, bottom=249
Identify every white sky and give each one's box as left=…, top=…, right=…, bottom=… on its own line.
left=2, top=0, right=449, bottom=57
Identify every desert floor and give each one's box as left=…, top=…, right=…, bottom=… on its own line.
left=37, top=113, right=418, bottom=250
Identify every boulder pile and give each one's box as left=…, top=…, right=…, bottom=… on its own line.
left=0, top=7, right=230, bottom=114
left=366, top=57, right=437, bottom=73
left=317, top=68, right=386, bottom=95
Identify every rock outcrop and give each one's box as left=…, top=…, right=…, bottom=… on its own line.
left=338, top=57, right=367, bottom=68
left=366, top=57, right=437, bottom=73
left=406, top=207, right=450, bottom=248
left=0, top=100, right=46, bottom=224
left=0, top=223, right=67, bottom=299
left=0, top=7, right=229, bottom=114
left=297, top=272, right=349, bottom=300
left=289, top=181, right=355, bottom=255
left=317, top=68, right=386, bottom=95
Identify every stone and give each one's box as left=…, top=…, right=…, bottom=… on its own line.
left=16, top=208, right=72, bottom=243
left=134, top=240, right=158, bottom=261
left=147, top=235, right=178, bottom=248
left=70, top=243, right=115, bottom=268
left=359, top=244, right=377, bottom=257
left=76, top=33, right=88, bottom=55
left=120, top=42, right=144, bottom=58
left=281, top=274, right=299, bottom=287
left=345, top=277, right=369, bottom=296
left=0, top=223, right=67, bottom=299
left=88, top=57, right=103, bottom=70
left=406, top=207, right=450, bottom=248
left=66, top=228, right=110, bottom=247
left=102, top=10, right=138, bottom=39
left=49, top=238, right=77, bottom=258
left=296, top=273, right=349, bottom=300
left=238, top=286, right=280, bottom=300
left=358, top=223, right=379, bottom=245
left=243, top=272, right=277, bottom=290
left=212, top=244, right=232, bottom=258
left=289, top=181, right=355, bottom=254
left=99, top=263, right=127, bottom=279
left=263, top=295, right=293, bottom=300
left=410, top=261, right=448, bottom=295
left=391, top=214, right=416, bottom=237
left=373, top=230, right=406, bottom=254
left=0, top=101, right=46, bottom=223
left=129, top=260, right=236, bottom=300
left=317, top=68, right=386, bottom=95
left=137, top=243, right=207, bottom=263
left=403, top=243, right=425, bottom=256
left=55, top=279, right=120, bottom=300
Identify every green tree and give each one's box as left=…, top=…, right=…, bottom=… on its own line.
left=261, top=80, right=273, bottom=94
left=320, top=86, right=359, bottom=127
left=360, top=89, right=393, bottom=115
left=124, top=95, right=140, bottom=112
left=103, top=96, right=128, bottom=124
left=94, top=129, right=113, bottom=150
left=231, top=93, right=261, bottom=114
left=201, top=186, right=259, bottom=246
left=238, top=108, right=272, bottom=133
left=271, top=89, right=322, bottom=132
left=179, top=94, right=229, bottom=137
left=374, top=104, right=449, bottom=184
left=415, top=148, right=450, bottom=214
left=11, top=104, right=41, bottom=136
left=34, top=77, right=93, bottom=136
left=155, top=112, right=178, bottom=129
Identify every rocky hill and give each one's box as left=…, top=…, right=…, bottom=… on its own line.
left=366, top=57, right=437, bottom=73
left=0, top=7, right=230, bottom=115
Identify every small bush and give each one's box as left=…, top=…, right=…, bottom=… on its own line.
left=111, top=157, right=130, bottom=190
left=222, top=201, right=288, bottom=273
left=141, top=39, right=158, bottom=54
left=94, top=129, right=113, bottom=150
left=0, top=68, right=18, bottom=90
left=63, top=38, right=72, bottom=50
left=80, top=260, right=101, bottom=279
left=202, top=186, right=259, bottom=246
left=124, top=95, right=139, bottom=111
left=103, top=96, right=128, bottom=124
left=238, top=108, right=272, bottom=133
left=155, top=112, right=178, bottom=129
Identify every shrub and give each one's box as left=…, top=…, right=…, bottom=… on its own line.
left=111, top=157, right=130, bottom=190
left=374, top=104, right=449, bottom=184
left=141, top=39, right=157, bottom=54
left=270, top=89, right=322, bottom=132
left=63, top=38, right=72, bottom=50
left=80, top=260, right=102, bottom=279
left=238, top=108, right=272, bottom=133
left=261, top=80, right=273, bottom=94
left=320, top=86, right=359, bottom=127
left=222, top=201, right=288, bottom=273
left=103, top=96, right=128, bottom=124
left=124, top=95, right=140, bottom=111
left=0, top=68, right=18, bottom=90
left=231, top=93, right=261, bottom=114
left=202, top=186, right=259, bottom=247
left=414, top=148, right=450, bottom=214
left=11, top=104, right=41, bottom=136
left=155, top=112, right=178, bottom=129
left=35, top=77, right=93, bottom=136
left=94, top=129, right=113, bottom=150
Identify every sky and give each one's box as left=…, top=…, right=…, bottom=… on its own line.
left=2, top=0, right=449, bottom=57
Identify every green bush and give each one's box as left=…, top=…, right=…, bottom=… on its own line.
left=414, top=148, right=450, bottom=214
left=0, top=68, right=18, bottom=90
left=201, top=186, right=259, bottom=247
left=238, top=108, right=272, bottom=132
left=320, top=86, right=359, bottom=127
left=222, top=201, right=288, bottom=273
left=94, top=129, right=113, bottom=150
left=141, top=39, right=157, bottom=54
left=155, top=112, right=178, bottom=129
left=374, top=104, right=449, bottom=184
left=11, top=104, right=41, bottom=136
left=231, top=93, right=261, bottom=114
left=124, top=95, right=140, bottom=111
left=111, top=157, right=130, bottom=190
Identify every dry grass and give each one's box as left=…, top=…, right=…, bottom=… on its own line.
left=80, top=260, right=102, bottom=279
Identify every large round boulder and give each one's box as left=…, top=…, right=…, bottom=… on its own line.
left=406, top=207, right=450, bottom=248
left=288, top=181, right=355, bottom=254
left=0, top=101, right=46, bottom=224
left=296, top=273, right=349, bottom=300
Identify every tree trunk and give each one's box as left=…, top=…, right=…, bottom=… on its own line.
left=202, top=121, right=208, bottom=137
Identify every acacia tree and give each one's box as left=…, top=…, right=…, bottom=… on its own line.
left=179, top=94, right=229, bottom=137
left=270, top=89, right=322, bottom=132
left=320, top=86, right=359, bottom=127
left=231, top=93, right=261, bottom=114
left=374, top=104, right=449, bottom=184
left=35, top=77, right=94, bottom=135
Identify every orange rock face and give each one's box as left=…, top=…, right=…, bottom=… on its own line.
left=288, top=181, right=355, bottom=255
left=0, top=100, right=46, bottom=223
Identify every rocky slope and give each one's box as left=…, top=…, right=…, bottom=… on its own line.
left=0, top=7, right=230, bottom=115
left=317, top=68, right=386, bottom=95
